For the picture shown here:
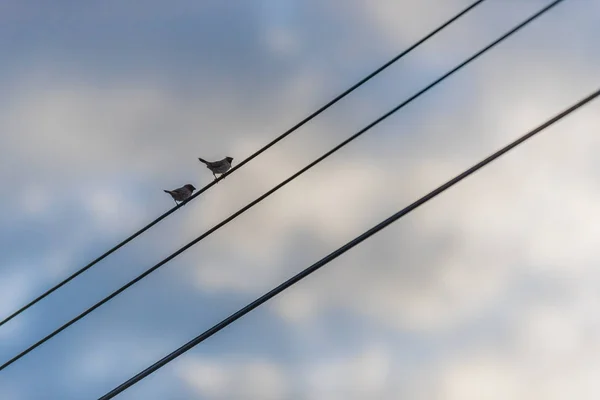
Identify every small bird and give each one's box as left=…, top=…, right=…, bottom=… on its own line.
left=198, top=156, right=234, bottom=180
left=164, top=184, right=196, bottom=205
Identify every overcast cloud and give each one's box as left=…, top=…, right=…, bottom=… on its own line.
left=1, top=0, right=599, bottom=399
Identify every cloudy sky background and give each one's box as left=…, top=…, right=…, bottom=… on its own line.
left=1, top=0, right=599, bottom=398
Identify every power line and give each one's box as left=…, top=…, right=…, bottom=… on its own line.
left=0, top=0, right=488, bottom=330
left=99, top=87, right=600, bottom=400
left=0, top=0, right=565, bottom=372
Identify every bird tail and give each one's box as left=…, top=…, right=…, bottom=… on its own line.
left=198, top=157, right=208, bottom=164
left=164, top=190, right=172, bottom=194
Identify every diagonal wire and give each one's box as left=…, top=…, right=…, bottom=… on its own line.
left=0, top=0, right=488, bottom=329
left=0, top=0, right=563, bottom=372
left=99, top=85, right=600, bottom=400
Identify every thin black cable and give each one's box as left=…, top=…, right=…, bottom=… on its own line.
left=0, top=0, right=562, bottom=372
left=0, top=0, right=487, bottom=329
left=100, top=87, right=600, bottom=400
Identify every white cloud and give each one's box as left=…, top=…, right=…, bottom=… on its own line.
left=365, top=0, right=474, bottom=45
left=177, top=346, right=402, bottom=400
left=437, top=352, right=525, bottom=400
left=177, top=357, right=288, bottom=400
left=435, top=336, right=600, bottom=400
left=304, top=345, right=394, bottom=400
left=69, top=335, right=174, bottom=387
left=84, top=185, right=145, bottom=235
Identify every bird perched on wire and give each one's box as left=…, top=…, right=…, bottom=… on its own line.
left=164, top=184, right=196, bottom=205
left=198, top=156, right=234, bottom=180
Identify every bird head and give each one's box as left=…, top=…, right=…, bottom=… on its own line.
left=226, top=156, right=234, bottom=163
left=185, top=184, right=197, bottom=191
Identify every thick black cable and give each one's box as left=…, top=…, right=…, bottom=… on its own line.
left=0, top=0, right=487, bottom=329
left=100, top=87, right=600, bottom=399
left=0, top=0, right=561, bottom=372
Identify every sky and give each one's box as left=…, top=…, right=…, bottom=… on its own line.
left=1, top=0, right=600, bottom=398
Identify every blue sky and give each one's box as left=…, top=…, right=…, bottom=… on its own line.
left=1, top=0, right=600, bottom=399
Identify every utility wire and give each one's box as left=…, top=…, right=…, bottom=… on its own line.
left=0, top=0, right=488, bottom=330
left=0, top=0, right=564, bottom=372
left=100, top=86, right=600, bottom=400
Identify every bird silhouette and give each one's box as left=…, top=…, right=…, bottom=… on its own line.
left=164, top=184, right=196, bottom=205
left=198, top=156, right=234, bottom=180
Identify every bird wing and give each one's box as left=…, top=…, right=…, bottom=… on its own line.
left=171, top=187, right=187, bottom=195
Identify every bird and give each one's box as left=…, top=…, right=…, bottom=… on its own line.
left=164, top=184, right=196, bottom=205
left=198, top=156, right=234, bottom=180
